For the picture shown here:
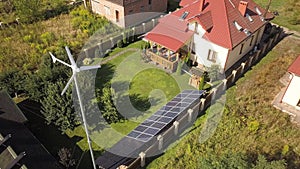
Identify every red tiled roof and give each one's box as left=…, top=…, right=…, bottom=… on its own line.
left=188, top=11, right=213, bottom=31
left=145, top=14, right=194, bottom=52
left=288, top=56, right=300, bottom=76
left=179, top=0, right=196, bottom=7
left=149, top=0, right=274, bottom=49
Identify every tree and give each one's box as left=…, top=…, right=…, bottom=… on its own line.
left=253, top=155, right=286, bottom=169
left=58, top=147, right=76, bottom=168
left=40, top=79, right=78, bottom=133
left=0, top=69, right=25, bottom=97
left=97, top=84, right=121, bottom=123
left=207, top=64, right=220, bottom=82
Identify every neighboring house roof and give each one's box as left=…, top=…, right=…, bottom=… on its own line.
left=0, top=91, right=27, bottom=123
left=145, top=14, right=194, bottom=51
left=0, top=91, right=60, bottom=169
left=288, top=56, right=300, bottom=76
left=146, top=0, right=274, bottom=49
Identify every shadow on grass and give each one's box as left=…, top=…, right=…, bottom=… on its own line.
left=112, top=81, right=161, bottom=120
left=17, top=99, right=101, bottom=169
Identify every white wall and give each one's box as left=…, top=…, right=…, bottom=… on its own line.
left=282, top=74, right=300, bottom=107
left=188, top=23, right=229, bottom=72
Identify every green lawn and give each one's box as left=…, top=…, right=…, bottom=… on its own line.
left=254, top=0, right=300, bottom=32
left=90, top=41, right=194, bottom=149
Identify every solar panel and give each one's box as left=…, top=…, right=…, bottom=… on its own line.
left=126, top=90, right=204, bottom=142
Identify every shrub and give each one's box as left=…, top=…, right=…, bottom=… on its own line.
left=247, top=120, right=260, bottom=132
left=117, top=39, right=124, bottom=48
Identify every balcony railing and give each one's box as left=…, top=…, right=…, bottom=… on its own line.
left=146, top=48, right=178, bottom=72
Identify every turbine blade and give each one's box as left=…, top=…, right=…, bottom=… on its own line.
left=49, top=52, right=72, bottom=67
left=65, top=46, right=76, bottom=66
left=61, top=73, right=75, bottom=95
left=79, top=65, right=101, bottom=71
left=49, top=52, right=57, bottom=63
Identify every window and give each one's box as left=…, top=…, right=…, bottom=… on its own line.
left=239, top=43, right=244, bottom=55
left=180, top=12, right=189, bottom=20
left=246, top=13, right=253, bottom=22
left=207, top=49, right=217, bottom=63
left=115, top=10, right=119, bottom=22
left=250, top=36, right=254, bottom=46
left=129, top=9, right=133, bottom=14
left=149, top=0, right=152, bottom=5
left=233, top=21, right=243, bottom=31
left=140, top=6, right=144, bottom=12
left=104, top=6, right=110, bottom=15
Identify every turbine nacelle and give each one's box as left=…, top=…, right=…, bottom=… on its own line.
left=49, top=46, right=101, bottom=95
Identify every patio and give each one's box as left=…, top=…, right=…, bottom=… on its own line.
left=145, top=45, right=180, bottom=72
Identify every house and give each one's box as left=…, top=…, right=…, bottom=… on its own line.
left=281, top=56, right=300, bottom=110
left=0, top=90, right=61, bottom=169
left=91, top=0, right=168, bottom=27
left=144, top=0, right=274, bottom=73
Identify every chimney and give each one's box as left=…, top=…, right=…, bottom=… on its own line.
left=199, top=0, right=205, bottom=12
left=238, top=1, right=248, bottom=16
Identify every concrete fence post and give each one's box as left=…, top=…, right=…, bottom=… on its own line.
left=232, top=70, right=237, bottom=83
left=152, top=19, right=155, bottom=28
left=110, top=37, right=114, bottom=48
left=157, top=135, right=163, bottom=151
left=173, top=121, right=179, bottom=135
left=97, top=42, right=103, bottom=56
left=200, top=98, right=206, bottom=111
left=188, top=109, right=193, bottom=122
left=142, top=23, right=146, bottom=33
left=139, top=152, right=146, bottom=167
left=84, top=49, right=88, bottom=58
left=211, top=88, right=217, bottom=100
left=222, top=79, right=227, bottom=91
left=241, top=62, right=246, bottom=72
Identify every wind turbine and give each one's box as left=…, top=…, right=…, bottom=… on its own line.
left=49, top=46, right=100, bottom=169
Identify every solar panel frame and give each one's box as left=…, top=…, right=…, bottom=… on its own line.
left=126, top=90, right=204, bottom=142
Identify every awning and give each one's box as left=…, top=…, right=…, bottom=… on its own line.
left=144, top=20, right=194, bottom=52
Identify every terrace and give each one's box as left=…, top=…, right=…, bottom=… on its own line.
left=145, top=44, right=180, bottom=72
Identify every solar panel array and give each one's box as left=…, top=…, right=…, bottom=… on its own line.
left=126, top=90, right=204, bottom=142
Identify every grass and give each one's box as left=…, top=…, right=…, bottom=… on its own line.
left=254, top=0, right=300, bottom=32
left=147, top=37, right=300, bottom=168
left=90, top=41, right=194, bottom=149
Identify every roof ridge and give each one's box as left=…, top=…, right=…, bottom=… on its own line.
left=222, top=0, right=234, bottom=49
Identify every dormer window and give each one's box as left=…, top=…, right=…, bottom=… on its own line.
left=180, top=12, right=189, bottom=20
left=233, top=21, right=243, bottom=31
left=243, top=29, right=251, bottom=36
left=255, top=7, right=262, bottom=15
left=246, top=13, right=253, bottom=22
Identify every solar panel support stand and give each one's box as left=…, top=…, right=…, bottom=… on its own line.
left=139, top=152, right=146, bottom=167
left=157, top=135, right=163, bottom=151
left=200, top=98, right=206, bottom=111
left=188, top=109, right=194, bottom=122
left=173, top=121, right=179, bottom=135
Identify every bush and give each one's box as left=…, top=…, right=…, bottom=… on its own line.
left=117, top=39, right=124, bottom=48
